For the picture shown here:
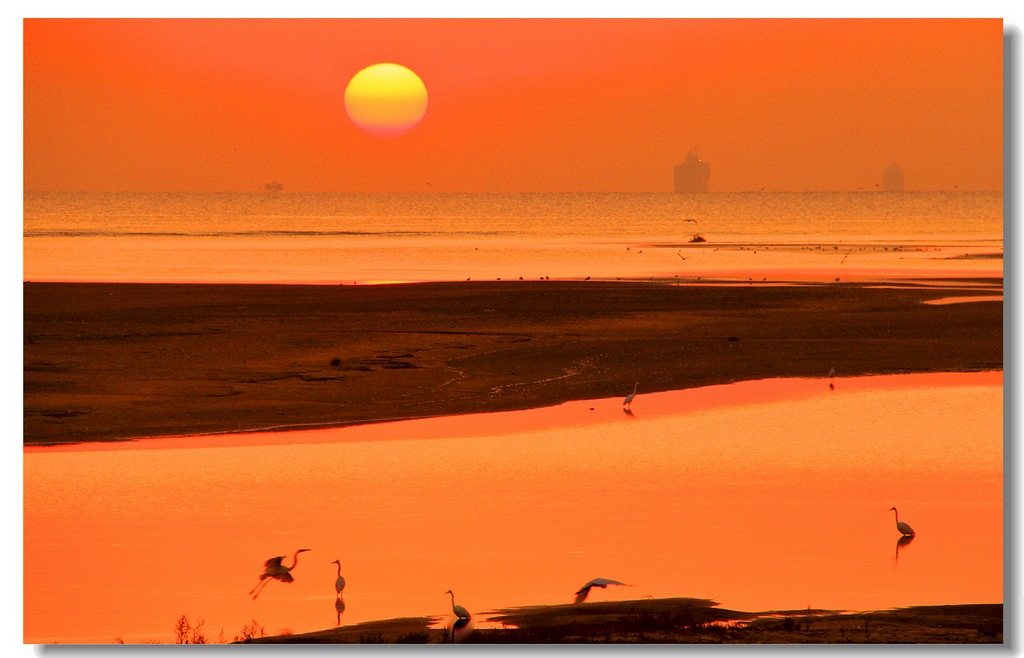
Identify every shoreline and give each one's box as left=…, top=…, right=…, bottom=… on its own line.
left=23, top=277, right=1003, bottom=446
left=243, top=598, right=1003, bottom=644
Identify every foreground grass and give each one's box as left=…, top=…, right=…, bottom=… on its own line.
left=240, top=598, right=1003, bottom=644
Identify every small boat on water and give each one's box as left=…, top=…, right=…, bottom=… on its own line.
left=263, top=181, right=284, bottom=192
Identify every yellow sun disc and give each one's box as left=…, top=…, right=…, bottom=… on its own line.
left=344, top=63, right=428, bottom=137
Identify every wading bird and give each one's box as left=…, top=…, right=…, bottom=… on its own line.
left=445, top=589, right=471, bottom=620
left=331, top=559, right=346, bottom=597
left=249, top=549, right=310, bottom=599
left=828, top=367, right=835, bottom=390
left=574, top=578, right=632, bottom=604
left=623, top=382, right=639, bottom=409
left=889, top=507, right=916, bottom=536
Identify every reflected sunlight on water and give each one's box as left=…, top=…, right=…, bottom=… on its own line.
left=23, top=192, right=1002, bottom=285
left=23, top=372, right=1001, bottom=644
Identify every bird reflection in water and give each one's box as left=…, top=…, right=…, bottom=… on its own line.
left=445, top=615, right=474, bottom=643
left=894, top=534, right=915, bottom=565
left=444, top=590, right=473, bottom=643
left=334, top=596, right=346, bottom=626
left=331, top=559, right=346, bottom=626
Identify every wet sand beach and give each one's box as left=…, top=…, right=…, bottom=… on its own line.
left=23, top=278, right=1002, bottom=446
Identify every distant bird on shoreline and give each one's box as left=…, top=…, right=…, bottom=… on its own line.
left=828, top=367, right=835, bottom=390
left=574, top=578, right=632, bottom=604
left=889, top=507, right=916, bottom=536
left=623, top=382, right=639, bottom=410
left=249, top=549, right=310, bottom=599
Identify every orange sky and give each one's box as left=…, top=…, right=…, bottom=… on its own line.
left=22, top=18, right=1004, bottom=193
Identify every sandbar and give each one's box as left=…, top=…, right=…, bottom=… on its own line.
left=23, top=278, right=1003, bottom=446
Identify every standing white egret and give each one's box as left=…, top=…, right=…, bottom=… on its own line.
left=574, top=578, right=632, bottom=604
left=889, top=507, right=916, bottom=536
left=248, top=549, right=311, bottom=599
left=623, top=382, right=639, bottom=409
left=445, top=589, right=471, bottom=619
left=330, top=559, right=346, bottom=597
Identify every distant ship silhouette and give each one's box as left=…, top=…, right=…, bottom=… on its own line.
left=882, top=164, right=904, bottom=192
left=263, top=181, right=284, bottom=192
left=674, top=150, right=710, bottom=193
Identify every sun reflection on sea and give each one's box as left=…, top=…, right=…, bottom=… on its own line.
left=23, top=372, right=1001, bottom=644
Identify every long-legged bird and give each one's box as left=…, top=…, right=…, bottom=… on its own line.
left=889, top=507, right=916, bottom=536
left=249, top=549, right=311, bottom=599
left=445, top=589, right=471, bottom=620
left=623, top=383, right=639, bottom=409
left=331, top=559, right=346, bottom=597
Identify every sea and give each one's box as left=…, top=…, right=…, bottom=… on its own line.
left=23, top=191, right=1004, bottom=284
left=21, top=191, right=1005, bottom=643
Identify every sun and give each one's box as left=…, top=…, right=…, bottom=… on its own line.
left=344, top=63, right=428, bottom=137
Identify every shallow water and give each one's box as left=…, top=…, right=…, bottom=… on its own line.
left=23, top=371, right=1002, bottom=644
left=23, top=191, right=1002, bottom=284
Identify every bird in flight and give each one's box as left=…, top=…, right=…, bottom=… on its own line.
left=249, top=549, right=311, bottom=599
left=574, top=577, right=632, bottom=604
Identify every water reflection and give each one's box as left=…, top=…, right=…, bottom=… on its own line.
left=444, top=615, right=474, bottom=643
left=443, top=590, right=474, bottom=643
left=23, top=372, right=1002, bottom=644
left=894, top=535, right=916, bottom=565
left=331, top=559, right=347, bottom=626
left=334, top=596, right=346, bottom=626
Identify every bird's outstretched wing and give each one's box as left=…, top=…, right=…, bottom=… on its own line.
left=264, top=556, right=285, bottom=569
left=277, top=573, right=295, bottom=584
left=574, top=578, right=631, bottom=604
